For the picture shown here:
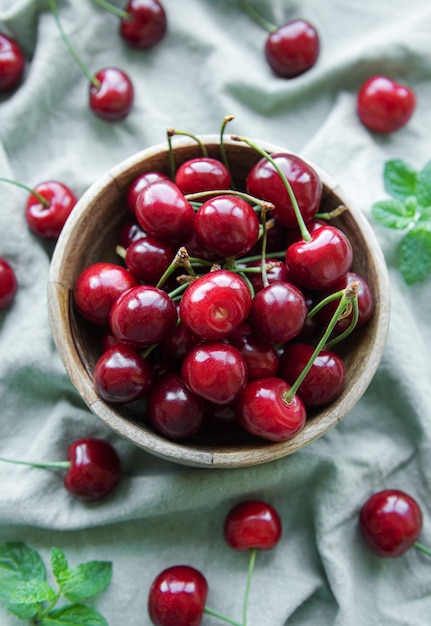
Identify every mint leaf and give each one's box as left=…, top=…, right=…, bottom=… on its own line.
left=371, top=198, right=416, bottom=229
left=384, top=159, right=417, bottom=199
left=60, top=561, right=112, bottom=603
left=418, top=206, right=431, bottom=224
left=0, top=542, right=47, bottom=618
left=51, top=548, right=69, bottom=583
left=416, top=160, right=431, bottom=208
left=41, top=603, right=109, bottom=626
left=399, top=226, right=431, bottom=284
left=10, top=579, right=57, bottom=605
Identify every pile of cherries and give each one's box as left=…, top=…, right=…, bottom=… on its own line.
left=73, top=128, right=375, bottom=445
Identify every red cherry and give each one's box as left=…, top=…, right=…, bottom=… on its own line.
left=0, top=258, right=18, bottom=310
left=73, top=262, right=139, bottom=326
left=357, top=76, right=416, bottom=133
left=126, top=170, right=170, bottom=214
left=237, top=377, right=306, bottom=441
left=228, top=323, right=279, bottom=381
left=246, top=153, right=322, bottom=227
left=181, top=341, right=247, bottom=405
left=175, top=157, right=231, bottom=195
left=124, top=236, right=175, bottom=284
left=159, top=322, right=199, bottom=363
left=285, top=224, right=353, bottom=290
left=0, top=32, right=25, bottom=91
left=25, top=181, right=77, bottom=239
left=64, top=438, right=121, bottom=501
left=89, top=67, right=134, bottom=122
left=224, top=500, right=282, bottom=551
left=265, top=19, right=320, bottom=78
left=93, top=343, right=154, bottom=403
left=120, top=0, right=167, bottom=49
left=243, top=259, right=290, bottom=293
left=359, top=489, right=423, bottom=558
left=135, top=180, right=195, bottom=240
left=148, top=565, right=208, bottom=626
left=118, top=219, right=148, bottom=247
left=317, top=271, right=375, bottom=333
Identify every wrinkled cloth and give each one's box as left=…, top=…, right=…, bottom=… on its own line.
left=1, top=0, right=431, bottom=624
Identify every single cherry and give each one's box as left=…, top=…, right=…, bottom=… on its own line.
left=175, top=157, right=231, bottom=195
left=228, top=323, right=279, bottom=381
left=265, top=19, right=320, bottom=78
left=118, top=219, right=148, bottom=247
left=359, top=489, right=424, bottom=558
left=124, top=236, right=175, bottom=284
left=120, top=0, right=167, bottom=49
left=89, top=67, right=135, bottom=122
left=224, top=500, right=282, bottom=551
left=0, top=32, right=25, bottom=91
left=357, top=76, right=416, bottom=133
left=317, top=271, right=375, bottom=333
left=148, top=565, right=208, bottom=626
left=24, top=180, right=77, bottom=239
left=0, top=258, right=18, bottom=310
left=126, top=170, right=170, bottom=214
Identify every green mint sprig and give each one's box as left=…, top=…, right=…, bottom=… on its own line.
left=0, top=542, right=111, bottom=625
left=372, top=159, right=431, bottom=284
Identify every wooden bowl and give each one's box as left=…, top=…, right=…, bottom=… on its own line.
left=48, top=135, right=390, bottom=468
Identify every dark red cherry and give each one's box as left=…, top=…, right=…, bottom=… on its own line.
left=175, top=157, right=231, bottom=195
left=237, top=377, right=306, bottom=441
left=229, top=323, right=279, bottom=380
left=147, top=372, right=206, bottom=439
left=110, top=285, right=177, bottom=346
left=181, top=342, right=247, bottom=405
left=118, top=219, right=148, bottom=247
left=25, top=181, right=77, bottom=239
left=194, top=195, right=259, bottom=258
left=0, top=32, right=25, bottom=91
left=246, top=153, right=322, bottom=227
left=135, top=180, right=195, bottom=240
left=73, top=262, right=139, bottom=326
left=0, top=258, right=18, bottom=310
left=126, top=170, right=170, bottom=215
left=278, top=342, right=346, bottom=407
left=120, top=0, right=167, bottom=49
left=265, top=19, right=320, bottom=78
left=148, top=565, right=208, bottom=626
left=359, top=489, right=423, bottom=558
left=357, top=76, right=416, bottom=133
left=245, top=259, right=290, bottom=293
left=317, top=271, right=375, bottom=332
left=93, top=343, right=154, bottom=403
left=89, top=67, right=134, bottom=121
left=64, top=438, right=121, bottom=501
left=159, top=322, right=199, bottom=363
left=285, top=225, right=353, bottom=290
left=224, top=500, right=282, bottom=551
left=125, top=236, right=174, bottom=284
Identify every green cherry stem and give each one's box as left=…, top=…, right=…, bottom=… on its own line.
left=259, top=205, right=270, bottom=289
left=323, top=295, right=359, bottom=350
left=50, top=0, right=100, bottom=88
left=243, top=548, right=257, bottom=626
left=414, top=542, right=431, bottom=557
left=220, top=114, right=236, bottom=189
left=0, top=177, right=49, bottom=207
left=167, top=128, right=208, bottom=157
left=155, top=247, right=196, bottom=290
left=0, top=456, right=70, bottom=471
left=203, top=607, right=242, bottom=626
left=91, top=0, right=129, bottom=20
left=166, top=129, right=176, bottom=180
left=231, top=135, right=311, bottom=242
left=185, top=189, right=274, bottom=212
left=238, top=0, right=277, bottom=32
left=284, top=282, right=359, bottom=403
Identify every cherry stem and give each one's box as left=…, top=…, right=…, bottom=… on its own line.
left=220, top=114, right=236, bottom=189
left=91, top=0, right=129, bottom=20
left=260, top=206, right=270, bottom=288
left=0, top=456, right=70, bottom=471
left=239, top=249, right=286, bottom=264
left=166, top=130, right=176, bottom=179
left=414, top=542, right=431, bottom=558
left=243, top=548, right=257, bottom=626
left=0, top=177, right=49, bottom=208
left=324, top=296, right=359, bottom=350
left=203, top=607, right=242, bottom=626
left=155, top=247, right=196, bottom=289
left=50, top=0, right=100, bottom=88
left=306, top=289, right=346, bottom=320
left=167, top=128, right=208, bottom=157
left=185, top=189, right=274, bottom=211
left=284, top=282, right=359, bottom=403
left=231, top=135, right=311, bottom=241
left=238, top=0, right=277, bottom=32
left=315, top=205, right=348, bottom=220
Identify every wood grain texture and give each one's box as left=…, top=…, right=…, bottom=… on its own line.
left=47, top=136, right=391, bottom=468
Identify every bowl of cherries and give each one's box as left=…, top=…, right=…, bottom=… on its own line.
left=48, top=126, right=390, bottom=468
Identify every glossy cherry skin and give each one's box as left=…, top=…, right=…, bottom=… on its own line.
left=317, top=271, right=375, bottom=333
left=89, top=68, right=134, bottom=122
left=194, top=195, right=259, bottom=258
left=110, top=285, right=177, bottom=347
left=278, top=342, right=346, bottom=407
left=147, top=372, right=206, bottom=439
left=148, top=565, right=208, bottom=626
left=357, top=75, right=416, bottom=133
left=25, top=181, right=77, bottom=239
left=127, top=170, right=170, bottom=214
left=249, top=281, right=307, bottom=344
left=0, top=33, right=25, bottom=91
left=118, top=219, right=148, bottom=247
left=93, top=343, right=154, bottom=403
left=224, top=500, right=282, bottom=551
left=73, top=262, right=139, bottom=326
left=265, top=19, right=320, bottom=78
left=228, top=323, right=279, bottom=381
left=64, top=438, right=121, bottom=501
left=175, top=157, right=231, bottom=195
left=359, top=489, right=423, bottom=558
left=285, top=225, right=353, bottom=290
left=182, top=342, right=247, bottom=405
left=246, top=153, right=322, bottom=227
left=135, top=180, right=195, bottom=240
left=237, top=377, right=306, bottom=442
left=180, top=270, right=252, bottom=340
left=245, top=259, right=290, bottom=294
left=125, top=236, right=174, bottom=284
left=120, top=0, right=167, bottom=49
left=0, top=258, right=18, bottom=310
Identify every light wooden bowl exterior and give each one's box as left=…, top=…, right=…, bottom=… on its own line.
left=48, top=136, right=390, bottom=468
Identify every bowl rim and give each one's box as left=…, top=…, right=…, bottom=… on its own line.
left=48, top=134, right=391, bottom=468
